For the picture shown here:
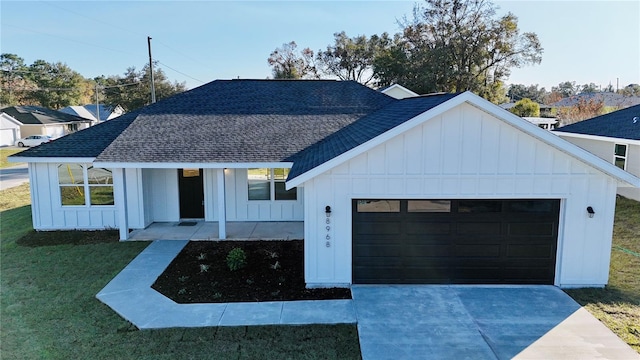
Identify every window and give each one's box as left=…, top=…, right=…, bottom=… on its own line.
left=614, top=144, right=627, bottom=170
left=247, top=168, right=296, bottom=201
left=458, top=200, right=501, bottom=213
left=58, top=164, right=113, bottom=206
left=408, top=200, right=451, bottom=212
left=356, top=200, right=400, bottom=212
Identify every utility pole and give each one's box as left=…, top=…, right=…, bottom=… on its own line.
left=95, top=83, right=100, bottom=124
left=148, top=36, right=156, bottom=104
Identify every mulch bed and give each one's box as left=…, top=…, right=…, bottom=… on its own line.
left=152, top=240, right=352, bottom=303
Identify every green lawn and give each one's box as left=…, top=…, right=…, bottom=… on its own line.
left=0, top=148, right=25, bottom=168
left=0, top=184, right=361, bottom=359
left=2, top=182, right=639, bottom=357
left=566, top=196, right=640, bottom=352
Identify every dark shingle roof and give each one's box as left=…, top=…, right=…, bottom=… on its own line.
left=94, top=80, right=395, bottom=163
left=555, top=104, right=640, bottom=140
left=14, top=111, right=138, bottom=158
left=287, top=93, right=461, bottom=180
left=1, top=105, right=90, bottom=125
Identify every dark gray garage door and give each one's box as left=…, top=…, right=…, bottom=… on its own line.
left=352, top=199, right=560, bottom=284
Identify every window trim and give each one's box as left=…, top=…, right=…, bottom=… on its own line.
left=247, top=168, right=297, bottom=202
left=614, top=143, right=628, bottom=170
left=58, top=163, right=114, bottom=207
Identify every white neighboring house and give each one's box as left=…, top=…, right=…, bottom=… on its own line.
left=0, top=112, right=22, bottom=147
left=380, top=84, right=419, bottom=99
left=523, top=117, right=558, bottom=130
left=554, top=104, right=640, bottom=201
left=0, top=105, right=92, bottom=140
left=59, top=104, right=125, bottom=124
left=10, top=80, right=640, bottom=289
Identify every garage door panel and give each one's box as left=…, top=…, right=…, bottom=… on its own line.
left=506, top=244, right=555, bottom=258
left=454, top=244, right=501, bottom=257
left=353, top=199, right=559, bottom=284
left=456, top=222, right=501, bottom=235
left=507, top=222, right=556, bottom=236
left=405, top=221, right=451, bottom=235
left=354, top=221, right=401, bottom=235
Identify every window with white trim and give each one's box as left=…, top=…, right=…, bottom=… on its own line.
left=614, top=144, right=627, bottom=170
left=58, top=164, right=114, bottom=206
left=247, top=168, right=297, bottom=201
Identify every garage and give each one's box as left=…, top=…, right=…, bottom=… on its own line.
left=352, top=199, right=560, bottom=284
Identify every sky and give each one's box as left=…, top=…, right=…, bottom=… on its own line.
left=1, top=0, right=639, bottom=92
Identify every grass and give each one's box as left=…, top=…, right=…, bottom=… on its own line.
left=0, top=184, right=361, bottom=359
left=565, top=196, right=640, bottom=353
left=0, top=148, right=25, bottom=168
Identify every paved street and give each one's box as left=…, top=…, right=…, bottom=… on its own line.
left=0, top=163, right=29, bottom=191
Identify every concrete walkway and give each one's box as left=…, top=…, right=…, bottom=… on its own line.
left=127, top=221, right=304, bottom=241
left=98, top=241, right=639, bottom=359
left=96, top=240, right=354, bottom=329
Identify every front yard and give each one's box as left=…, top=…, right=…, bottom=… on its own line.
left=1, top=182, right=639, bottom=356
left=0, top=183, right=361, bottom=359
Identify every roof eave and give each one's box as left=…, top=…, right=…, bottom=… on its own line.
left=553, top=131, right=640, bottom=145
left=286, top=91, right=640, bottom=189
left=92, top=161, right=294, bottom=169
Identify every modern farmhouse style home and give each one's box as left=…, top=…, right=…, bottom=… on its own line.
left=11, top=80, right=640, bottom=288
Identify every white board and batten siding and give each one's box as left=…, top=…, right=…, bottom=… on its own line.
left=303, top=103, right=618, bottom=288
left=557, top=135, right=640, bottom=201
left=29, top=164, right=146, bottom=230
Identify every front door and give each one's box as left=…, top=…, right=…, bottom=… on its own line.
left=178, top=169, right=204, bottom=219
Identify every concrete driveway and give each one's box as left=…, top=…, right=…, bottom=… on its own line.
left=352, top=285, right=639, bottom=360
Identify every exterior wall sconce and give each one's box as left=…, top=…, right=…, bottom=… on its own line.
left=325, top=206, right=332, bottom=217
left=587, top=206, right=595, bottom=218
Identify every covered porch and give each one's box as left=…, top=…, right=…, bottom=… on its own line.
left=127, top=221, right=304, bottom=241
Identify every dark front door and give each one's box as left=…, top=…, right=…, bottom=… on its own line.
left=178, top=169, right=204, bottom=219
left=352, top=199, right=560, bottom=285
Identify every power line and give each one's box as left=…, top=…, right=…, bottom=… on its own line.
left=156, top=60, right=205, bottom=84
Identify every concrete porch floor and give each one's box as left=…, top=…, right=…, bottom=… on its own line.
left=127, top=221, right=303, bottom=241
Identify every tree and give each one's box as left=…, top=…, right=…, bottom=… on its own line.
left=1, top=53, right=37, bottom=106
left=316, top=32, right=391, bottom=86
left=557, top=98, right=604, bottom=125
left=373, top=0, right=543, bottom=103
left=23, top=60, right=92, bottom=109
left=267, top=41, right=318, bottom=79
left=620, top=84, right=640, bottom=96
left=509, top=98, right=540, bottom=117
left=507, top=83, right=547, bottom=103
left=580, top=83, right=598, bottom=94
left=101, top=63, right=186, bottom=112
left=552, top=81, right=578, bottom=98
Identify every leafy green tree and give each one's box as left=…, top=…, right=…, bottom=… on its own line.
left=24, top=60, right=92, bottom=109
left=507, top=84, right=547, bottom=103
left=267, top=41, right=318, bottom=79
left=509, top=98, right=540, bottom=117
left=373, top=0, right=542, bottom=103
left=580, top=83, right=598, bottom=93
left=101, top=63, right=187, bottom=112
left=619, top=84, right=640, bottom=96
left=316, top=32, right=392, bottom=86
left=552, top=81, right=578, bottom=98
left=1, top=53, right=37, bottom=106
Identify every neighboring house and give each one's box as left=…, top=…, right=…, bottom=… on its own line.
left=0, top=112, right=22, bottom=147
left=523, top=117, right=558, bottom=130
left=10, top=80, right=640, bottom=289
left=554, top=104, right=640, bottom=201
left=59, top=104, right=125, bottom=123
left=550, top=92, right=640, bottom=108
left=380, top=84, right=419, bottom=99
left=0, top=105, right=93, bottom=139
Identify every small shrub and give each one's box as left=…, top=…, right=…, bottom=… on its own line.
left=196, top=253, right=207, bottom=260
left=270, top=261, right=281, bottom=270
left=212, top=292, right=222, bottom=299
left=178, top=288, right=187, bottom=295
left=199, top=264, right=210, bottom=273
left=178, top=275, right=189, bottom=282
left=246, top=278, right=254, bottom=285
left=226, top=248, right=247, bottom=271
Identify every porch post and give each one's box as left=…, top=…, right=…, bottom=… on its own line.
left=113, top=168, right=128, bottom=240
left=217, top=168, right=226, bottom=239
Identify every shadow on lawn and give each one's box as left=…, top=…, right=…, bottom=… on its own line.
left=16, top=229, right=120, bottom=247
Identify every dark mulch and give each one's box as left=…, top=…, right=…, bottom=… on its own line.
left=17, top=230, right=119, bottom=247
left=152, top=240, right=352, bottom=303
